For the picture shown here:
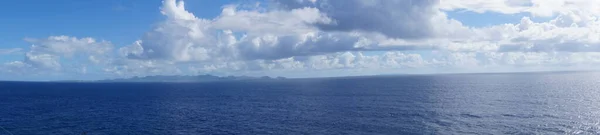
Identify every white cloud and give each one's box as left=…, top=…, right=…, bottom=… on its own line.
left=1, top=61, right=31, bottom=75
left=463, top=15, right=600, bottom=53
left=5, top=0, right=600, bottom=80
left=0, top=48, right=22, bottom=55
left=213, top=6, right=331, bottom=35
left=23, top=52, right=61, bottom=71
left=2, top=36, right=114, bottom=75
left=24, top=36, right=113, bottom=57
left=91, top=0, right=600, bottom=77
left=125, top=0, right=235, bottom=62
left=441, top=0, right=600, bottom=17
left=124, top=0, right=442, bottom=63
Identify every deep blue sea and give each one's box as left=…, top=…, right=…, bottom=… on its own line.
left=1, top=72, right=600, bottom=134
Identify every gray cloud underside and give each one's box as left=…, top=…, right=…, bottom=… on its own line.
left=274, top=0, right=440, bottom=39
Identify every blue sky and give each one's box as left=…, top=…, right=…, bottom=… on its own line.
left=1, top=0, right=599, bottom=81
left=1, top=0, right=232, bottom=49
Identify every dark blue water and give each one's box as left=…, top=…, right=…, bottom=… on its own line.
left=1, top=72, right=600, bottom=134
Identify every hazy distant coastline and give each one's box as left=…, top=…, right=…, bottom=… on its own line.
left=98, top=75, right=287, bottom=82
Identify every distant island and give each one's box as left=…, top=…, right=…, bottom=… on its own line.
left=100, top=75, right=287, bottom=82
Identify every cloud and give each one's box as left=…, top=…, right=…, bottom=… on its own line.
left=112, top=0, right=600, bottom=77
left=2, top=36, right=114, bottom=75
left=6, top=0, right=600, bottom=80
left=459, top=15, right=600, bottom=53
left=439, top=0, right=531, bottom=14
left=212, top=6, right=331, bottom=35
left=124, top=0, right=233, bottom=62
left=23, top=52, right=62, bottom=71
left=124, top=0, right=440, bottom=63
left=172, top=51, right=429, bottom=76
left=0, top=48, right=22, bottom=55
left=1, top=61, right=32, bottom=75
left=236, top=32, right=372, bottom=60
left=274, top=0, right=441, bottom=39
left=24, top=36, right=113, bottom=58
left=441, top=0, right=600, bottom=17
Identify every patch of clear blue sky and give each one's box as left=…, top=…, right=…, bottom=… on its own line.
left=446, top=10, right=553, bottom=27
left=447, top=11, right=525, bottom=27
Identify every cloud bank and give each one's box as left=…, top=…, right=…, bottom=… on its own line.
left=2, top=0, right=600, bottom=80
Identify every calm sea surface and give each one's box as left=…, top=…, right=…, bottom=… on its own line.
left=1, top=72, right=600, bottom=134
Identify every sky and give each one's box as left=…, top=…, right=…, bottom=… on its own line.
left=1, top=0, right=600, bottom=81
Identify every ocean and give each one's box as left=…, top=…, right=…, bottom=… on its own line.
left=1, top=72, right=599, bottom=134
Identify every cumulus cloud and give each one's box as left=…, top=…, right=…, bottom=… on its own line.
left=273, top=0, right=441, bottom=39
left=124, top=0, right=440, bottom=63
left=455, top=14, right=600, bottom=53
left=105, top=0, right=600, bottom=77
left=23, top=52, right=62, bottom=71
left=213, top=6, right=331, bottom=35
left=5, top=0, right=600, bottom=80
left=124, top=2, right=220, bottom=62
left=2, top=36, right=114, bottom=74
left=175, top=51, right=430, bottom=76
